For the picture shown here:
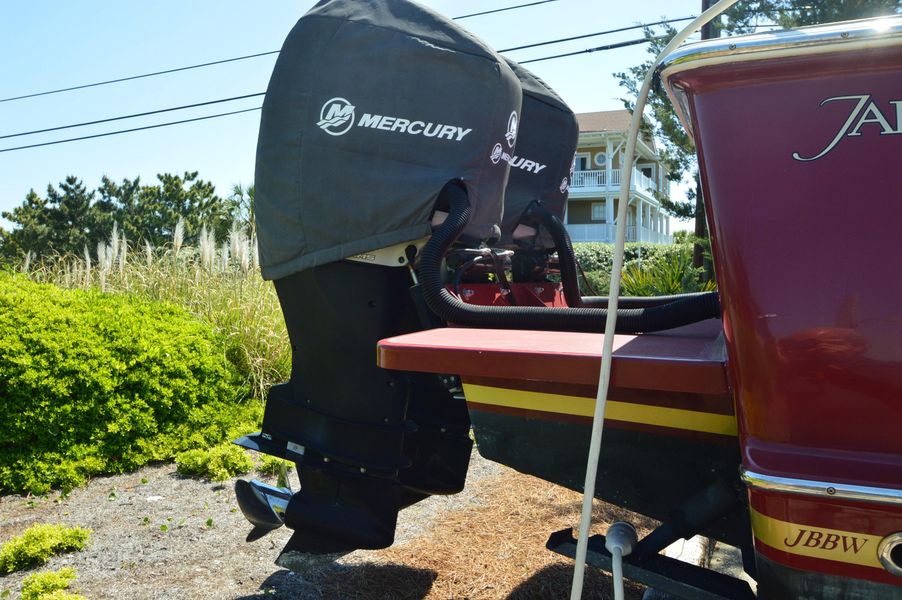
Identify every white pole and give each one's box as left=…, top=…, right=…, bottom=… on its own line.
left=568, top=2, right=739, bottom=598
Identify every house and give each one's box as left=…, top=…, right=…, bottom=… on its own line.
left=565, top=110, right=672, bottom=244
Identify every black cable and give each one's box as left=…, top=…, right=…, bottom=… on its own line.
left=0, top=107, right=261, bottom=154
left=519, top=36, right=656, bottom=64
left=0, top=93, right=265, bottom=140
left=453, top=0, right=560, bottom=20
left=499, top=16, right=694, bottom=52
left=0, top=51, right=279, bottom=104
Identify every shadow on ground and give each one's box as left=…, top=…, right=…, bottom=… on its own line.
left=504, top=563, right=646, bottom=600
left=235, top=563, right=438, bottom=600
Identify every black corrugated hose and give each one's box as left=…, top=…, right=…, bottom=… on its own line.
left=419, top=182, right=720, bottom=334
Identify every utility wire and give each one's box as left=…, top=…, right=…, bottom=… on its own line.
left=499, top=16, right=693, bottom=52
left=453, top=0, right=559, bottom=20
left=519, top=36, right=655, bottom=64
left=0, top=52, right=278, bottom=105
left=0, top=0, right=563, bottom=104
left=0, top=107, right=261, bottom=154
left=0, top=93, right=265, bottom=140
left=0, top=20, right=699, bottom=152
left=0, top=36, right=662, bottom=153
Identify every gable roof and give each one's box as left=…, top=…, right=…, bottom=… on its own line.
left=575, top=110, right=632, bottom=133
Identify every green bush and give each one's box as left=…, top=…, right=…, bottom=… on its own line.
left=176, top=443, right=253, bottom=481
left=580, top=269, right=611, bottom=296
left=256, top=454, right=294, bottom=478
left=620, top=246, right=717, bottom=296
left=0, top=273, right=256, bottom=495
left=0, top=524, right=90, bottom=574
left=21, top=567, right=84, bottom=600
left=573, top=242, right=690, bottom=274
left=573, top=242, right=713, bottom=296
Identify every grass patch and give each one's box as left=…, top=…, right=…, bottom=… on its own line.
left=0, top=525, right=91, bottom=574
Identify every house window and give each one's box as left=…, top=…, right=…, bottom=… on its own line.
left=591, top=202, right=605, bottom=221
left=593, top=153, right=607, bottom=168
left=574, top=152, right=591, bottom=172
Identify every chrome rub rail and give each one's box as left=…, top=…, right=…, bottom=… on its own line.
left=741, top=468, right=902, bottom=506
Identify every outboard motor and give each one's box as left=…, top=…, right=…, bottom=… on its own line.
left=234, top=0, right=520, bottom=563
left=499, top=60, right=579, bottom=254
left=497, top=60, right=580, bottom=290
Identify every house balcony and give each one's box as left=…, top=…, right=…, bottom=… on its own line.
left=570, top=168, right=658, bottom=195
left=565, top=223, right=673, bottom=244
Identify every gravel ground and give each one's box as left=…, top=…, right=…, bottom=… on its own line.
left=0, top=452, right=513, bottom=599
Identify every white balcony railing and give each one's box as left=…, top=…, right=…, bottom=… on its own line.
left=571, top=169, right=606, bottom=188
left=568, top=223, right=672, bottom=244
left=571, top=168, right=658, bottom=193
left=629, top=225, right=673, bottom=244
left=565, top=223, right=614, bottom=243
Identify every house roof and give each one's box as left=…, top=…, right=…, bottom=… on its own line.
left=575, top=110, right=632, bottom=133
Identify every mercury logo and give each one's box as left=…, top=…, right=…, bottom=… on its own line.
left=315, top=96, right=473, bottom=141
left=490, top=143, right=504, bottom=164
left=489, top=143, right=546, bottom=174
left=560, top=177, right=569, bottom=194
left=505, top=111, right=518, bottom=147
left=317, top=97, right=355, bottom=136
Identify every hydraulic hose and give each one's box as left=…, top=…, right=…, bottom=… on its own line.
left=526, top=201, right=719, bottom=310
left=526, top=201, right=584, bottom=307
left=419, top=183, right=720, bottom=334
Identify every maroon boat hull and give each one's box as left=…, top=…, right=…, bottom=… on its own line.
left=663, top=17, right=902, bottom=596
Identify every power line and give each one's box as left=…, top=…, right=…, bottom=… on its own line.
left=0, top=51, right=278, bottom=105
left=519, top=36, right=656, bottom=64
left=0, top=1, right=562, bottom=104
left=499, top=17, right=694, bottom=52
left=0, top=19, right=698, bottom=152
left=0, top=36, right=662, bottom=153
left=453, top=0, right=560, bottom=20
left=0, top=107, right=261, bottom=154
left=0, top=93, right=265, bottom=140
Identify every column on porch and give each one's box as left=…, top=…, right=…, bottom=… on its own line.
left=636, top=197, right=644, bottom=242
left=605, top=194, right=614, bottom=241
left=650, top=206, right=658, bottom=243
left=605, top=139, right=613, bottom=190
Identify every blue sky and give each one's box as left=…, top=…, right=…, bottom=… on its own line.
left=0, top=0, right=706, bottom=229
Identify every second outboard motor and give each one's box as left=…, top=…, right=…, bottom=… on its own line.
left=499, top=60, right=579, bottom=254
left=234, top=0, right=520, bottom=563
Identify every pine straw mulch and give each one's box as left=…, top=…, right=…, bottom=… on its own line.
left=303, top=468, right=657, bottom=600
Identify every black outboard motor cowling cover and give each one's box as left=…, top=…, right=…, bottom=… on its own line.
left=242, top=0, right=521, bottom=559
left=255, top=0, right=521, bottom=280
left=499, top=60, right=578, bottom=250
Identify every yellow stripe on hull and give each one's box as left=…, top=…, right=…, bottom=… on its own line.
left=750, top=507, right=883, bottom=569
left=463, top=383, right=738, bottom=436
